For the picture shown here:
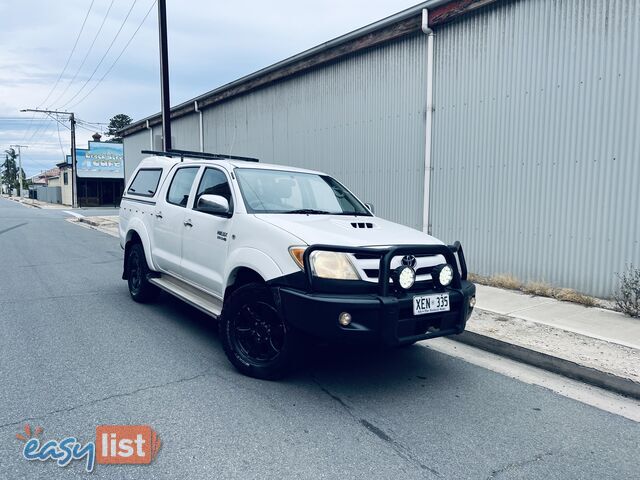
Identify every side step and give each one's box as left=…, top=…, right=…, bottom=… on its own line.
left=149, top=275, right=223, bottom=318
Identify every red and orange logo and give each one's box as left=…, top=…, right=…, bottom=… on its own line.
left=16, top=423, right=161, bottom=472
left=96, top=425, right=161, bottom=465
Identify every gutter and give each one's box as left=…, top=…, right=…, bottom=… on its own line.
left=120, top=0, right=500, bottom=138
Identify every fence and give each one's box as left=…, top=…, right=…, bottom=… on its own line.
left=33, top=186, right=62, bottom=204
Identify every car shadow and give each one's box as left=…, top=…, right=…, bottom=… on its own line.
left=147, top=289, right=467, bottom=395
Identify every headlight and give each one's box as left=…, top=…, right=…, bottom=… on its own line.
left=433, top=264, right=454, bottom=287
left=310, top=251, right=360, bottom=280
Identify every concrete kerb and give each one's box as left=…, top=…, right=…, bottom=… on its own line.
left=73, top=216, right=119, bottom=237
left=452, top=331, right=640, bottom=400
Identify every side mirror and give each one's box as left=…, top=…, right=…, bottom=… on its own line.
left=364, top=202, right=375, bottom=214
left=197, top=194, right=230, bottom=216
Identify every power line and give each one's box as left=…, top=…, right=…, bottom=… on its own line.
left=20, top=0, right=95, bottom=144
left=60, top=0, right=139, bottom=109
left=49, top=0, right=116, bottom=108
left=45, top=113, right=71, bottom=131
left=77, top=119, right=108, bottom=125
left=21, top=125, right=58, bottom=147
left=76, top=123, right=101, bottom=134
left=68, top=0, right=157, bottom=110
left=75, top=118, right=107, bottom=133
left=76, top=119, right=107, bottom=129
left=21, top=108, right=79, bottom=207
left=55, top=117, right=66, bottom=160
left=0, top=117, right=55, bottom=122
left=39, top=0, right=96, bottom=109
left=26, top=113, right=52, bottom=143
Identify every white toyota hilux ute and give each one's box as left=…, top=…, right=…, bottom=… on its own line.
left=119, top=152, right=476, bottom=379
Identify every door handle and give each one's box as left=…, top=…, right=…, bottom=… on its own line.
left=184, top=219, right=193, bottom=227
left=155, top=211, right=163, bottom=219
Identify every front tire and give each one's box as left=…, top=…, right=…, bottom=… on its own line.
left=220, top=283, right=298, bottom=380
left=127, top=243, right=158, bottom=303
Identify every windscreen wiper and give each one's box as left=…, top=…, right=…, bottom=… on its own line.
left=283, top=209, right=332, bottom=215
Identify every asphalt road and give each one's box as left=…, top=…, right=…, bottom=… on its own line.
left=0, top=197, right=638, bottom=479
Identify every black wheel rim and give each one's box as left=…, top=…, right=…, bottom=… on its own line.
left=231, top=301, right=285, bottom=365
left=129, top=250, right=142, bottom=293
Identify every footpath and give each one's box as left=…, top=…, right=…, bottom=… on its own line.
left=2, top=195, right=66, bottom=209
left=454, top=284, right=640, bottom=399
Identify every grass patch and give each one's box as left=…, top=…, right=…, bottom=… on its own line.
left=521, top=281, right=556, bottom=297
left=469, top=273, right=521, bottom=290
left=553, top=288, right=598, bottom=307
left=470, top=274, right=598, bottom=308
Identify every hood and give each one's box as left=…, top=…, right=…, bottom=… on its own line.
left=255, top=214, right=444, bottom=247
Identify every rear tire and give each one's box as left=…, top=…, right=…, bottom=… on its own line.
left=220, top=283, right=298, bottom=380
left=127, top=243, right=158, bottom=303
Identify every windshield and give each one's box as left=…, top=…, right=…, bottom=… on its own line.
left=235, top=168, right=372, bottom=215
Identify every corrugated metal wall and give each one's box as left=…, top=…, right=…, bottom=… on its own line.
left=201, top=33, right=429, bottom=229
left=171, top=115, right=200, bottom=151
left=123, top=129, right=151, bottom=181
left=431, top=0, right=640, bottom=297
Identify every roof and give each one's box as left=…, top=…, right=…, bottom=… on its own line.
left=138, top=155, right=325, bottom=176
left=121, top=0, right=501, bottom=138
left=30, top=167, right=60, bottom=182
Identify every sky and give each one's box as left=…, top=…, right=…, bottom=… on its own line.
left=0, top=0, right=422, bottom=177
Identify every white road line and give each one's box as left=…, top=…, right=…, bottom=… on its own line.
left=422, top=338, right=640, bottom=423
left=63, top=210, right=84, bottom=219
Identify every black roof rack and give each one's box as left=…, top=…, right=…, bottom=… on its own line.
left=141, top=149, right=259, bottom=162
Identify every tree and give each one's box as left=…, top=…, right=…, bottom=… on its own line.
left=105, top=114, right=133, bottom=143
left=1, top=148, right=25, bottom=193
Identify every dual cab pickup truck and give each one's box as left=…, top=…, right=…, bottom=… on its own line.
left=119, top=151, right=476, bottom=379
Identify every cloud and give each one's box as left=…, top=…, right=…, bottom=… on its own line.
left=1, top=0, right=421, bottom=176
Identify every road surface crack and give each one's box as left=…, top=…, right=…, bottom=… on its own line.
left=312, top=375, right=442, bottom=477
left=487, top=450, right=555, bottom=479
left=0, top=222, right=28, bottom=235
left=0, top=370, right=211, bottom=431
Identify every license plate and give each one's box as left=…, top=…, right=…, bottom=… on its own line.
left=413, top=293, right=450, bottom=315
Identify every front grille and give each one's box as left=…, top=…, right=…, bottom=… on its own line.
left=350, top=251, right=447, bottom=285
left=363, top=266, right=434, bottom=279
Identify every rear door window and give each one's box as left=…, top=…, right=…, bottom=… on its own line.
left=166, top=167, right=199, bottom=207
left=127, top=169, right=162, bottom=197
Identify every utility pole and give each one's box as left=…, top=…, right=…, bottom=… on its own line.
left=21, top=108, right=78, bottom=208
left=9, top=144, right=28, bottom=198
left=70, top=112, right=77, bottom=208
left=157, top=0, right=172, bottom=151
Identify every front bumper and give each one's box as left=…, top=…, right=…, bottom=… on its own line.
left=275, top=280, right=475, bottom=345
left=270, top=242, right=476, bottom=346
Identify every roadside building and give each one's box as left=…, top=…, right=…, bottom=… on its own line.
left=55, top=162, right=73, bottom=206
left=28, top=167, right=63, bottom=204
left=29, top=167, right=60, bottom=186
left=62, top=133, right=125, bottom=207
left=120, top=0, right=640, bottom=298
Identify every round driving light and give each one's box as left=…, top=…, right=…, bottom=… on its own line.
left=339, top=312, right=352, bottom=326
left=469, top=296, right=477, bottom=308
left=395, top=266, right=416, bottom=290
left=437, top=264, right=454, bottom=287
